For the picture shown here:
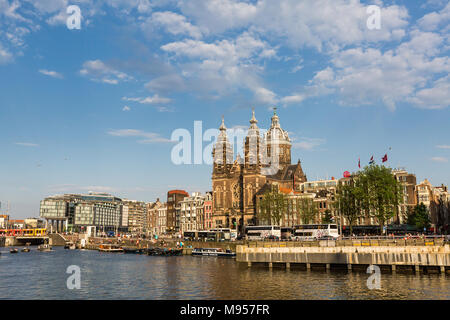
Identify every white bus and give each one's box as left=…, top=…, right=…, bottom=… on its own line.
left=292, top=224, right=339, bottom=240
left=245, top=225, right=281, bottom=240
left=209, top=228, right=237, bottom=240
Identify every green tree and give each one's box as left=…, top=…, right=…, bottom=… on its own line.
left=296, top=197, right=319, bottom=224
left=258, top=186, right=288, bottom=225
left=322, top=209, right=333, bottom=224
left=336, top=182, right=362, bottom=235
left=361, top=165, right=403, bottom=234
left=408, top=203, right=431, bottom=231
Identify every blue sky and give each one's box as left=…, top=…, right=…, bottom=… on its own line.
left=0, top=0, right=449, bottom=218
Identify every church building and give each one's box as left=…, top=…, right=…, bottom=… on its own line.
left=211, top=108, right=307, bottom=233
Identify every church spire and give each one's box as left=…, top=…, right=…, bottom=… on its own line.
left=249, top=108, right=258, bottom=130
left=270, top=106, right=280, bottom=128
left=219, top=115, right=226, bottom=131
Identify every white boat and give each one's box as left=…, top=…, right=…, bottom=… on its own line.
left=64, top=241, right=76, bottom=250
left=192, top=248, right=236, bottom=257
left=37, top=244, right=52, bottom=252
left=98, top=244, right=123, bottom=252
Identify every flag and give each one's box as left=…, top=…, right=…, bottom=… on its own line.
left=358, top=157, right=361, bottom=168
left=382, top=154, right=388, bottom=163
left=369, top=156, right=375, bottom=165
left=343, top=171, right=351, bottom=178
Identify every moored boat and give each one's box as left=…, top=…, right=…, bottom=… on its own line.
left=192, top=248, right=236, bottom=257
left=10, top=248, right=19, bottom=254
left=98, top=244, right=123, bottom=252
left=123, top=246, right=145, bottom=254
left=146, top=247, right=183, bottom=256
left=37, top=244, right=52, bottom=252
left=64, top=241, right=76, bottom=250
left=21, top=247, right=31, bottom=252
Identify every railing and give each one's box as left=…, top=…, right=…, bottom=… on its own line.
left=243, top=236, right=449, bottom=248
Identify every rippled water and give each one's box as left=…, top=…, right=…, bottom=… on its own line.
left=0, top=247, right=448, bottom=300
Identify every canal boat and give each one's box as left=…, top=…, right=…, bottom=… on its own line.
left=10, top=248, right=19, bottom=254
left=64, top=241, right=76, bottom=250
left=123, top=246, right=145, bottom=254
left=37, top=244, right=52, bottom=252
left=146, top=247, right=183, bottom=256
left=98, top=244, right=123, bottom=253
left=191, top=248, right=236, bottom=257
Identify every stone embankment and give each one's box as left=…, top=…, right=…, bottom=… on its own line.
left=237, top=244, right=450, bottom=274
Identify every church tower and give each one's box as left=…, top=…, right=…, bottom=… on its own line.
left=264, top=107, right=292, bottom=172
left=242, top=109, right=266, bottom=221
left=244, top=109, right=263, bottom=174
left=212, top=116, right=233, bottom=176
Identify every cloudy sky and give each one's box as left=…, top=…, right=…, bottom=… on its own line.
left=0, top=0, right=449, bottom=218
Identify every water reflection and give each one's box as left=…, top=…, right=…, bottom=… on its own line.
left=0, top=247, right=448, bottom=300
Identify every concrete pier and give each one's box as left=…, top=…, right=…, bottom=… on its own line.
left=237, top=244, right=450, bottom=274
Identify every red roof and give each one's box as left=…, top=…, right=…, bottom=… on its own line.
left=168, top=190, right=189, bottom=196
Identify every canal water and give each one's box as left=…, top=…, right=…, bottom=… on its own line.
left=0, top=247, right=448, bottom=300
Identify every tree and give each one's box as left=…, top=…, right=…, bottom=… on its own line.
left=359, top=165, right=403, bottom=234
left=408, top=203, right=431, bottom=231
left=336, top=182, right=362, bottom=235
left=258, top=186, right=288, bottom=225
left=322, top=209, right=333, bottom=224
left=294, top=197, right=319, bottom=224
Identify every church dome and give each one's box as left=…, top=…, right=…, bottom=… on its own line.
left=264, top=107, right=291, bottom=145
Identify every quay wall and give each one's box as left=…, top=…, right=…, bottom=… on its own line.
left=236, top=245, right=450, bottom=267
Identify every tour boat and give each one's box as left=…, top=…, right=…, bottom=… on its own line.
left=98, top=244, right=123, bottom=252
left=10, top=248, right=19, bottom=254
left=191, top=248, right=236, bottom=257
left=37, top=244, right=52, bottom=252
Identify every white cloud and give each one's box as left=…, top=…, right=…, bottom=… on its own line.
left=418, top=2, right=450, bottom=31
left=0, top=43, right=12, bottom=64
left=437, top=145, right=450, bottom=149
left=159, top=32, right=276, bottom=99
left=0, top=0, right=31, bottom=22
left=15, top=142, right=39, bottom=147
left=409, top=75, right=450, bottom=109
left=145, top=11, right=203, bottom=39
left=292, top=137, right=325, bottom=150
left=280, top=94, right=305, bottom=105
left=145, top=73, right=186, bottom=93
left=431, top=157, right=448, bottom=163
left=253, top=87, right=277, bottom=105
left=122, top=95, right=171, bottom=104
left=80, top=60, right=133, bottom=84
left=122, top=106, right=131, bottom=111
left=39, top=69, right=63, bottom=78
left=302, top=30, right=450, bottom=110
left=104, top=0, right=152, bottom=14
left=107, top=129, right=174, bottom=144
left=180, top=0, right=409, bottom=51
left=180, top=0, right=258, bottom=34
